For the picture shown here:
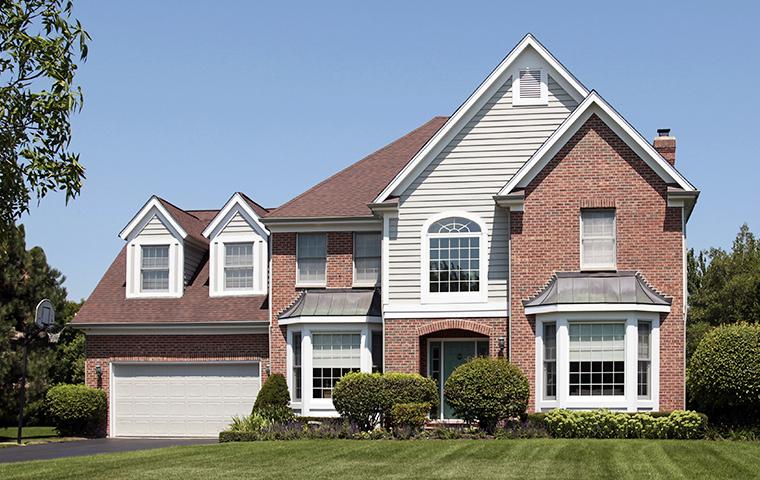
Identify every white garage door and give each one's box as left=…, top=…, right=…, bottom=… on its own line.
left=112, top=362, right=260, bottom=437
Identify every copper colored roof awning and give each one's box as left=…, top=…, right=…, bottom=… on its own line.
left=279, top=289, right=381, bottom=320
left=523, top=271, right=671, bottom=314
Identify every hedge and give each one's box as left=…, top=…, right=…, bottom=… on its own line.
left=687, top=323, right=760, bottom=425
left=46, top=384, right=107, bottom=437
left=543, top=409, right=707, bottom=439
left=444, top=357, right=529, bottom=433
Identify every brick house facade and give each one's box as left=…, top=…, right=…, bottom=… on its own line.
left=73, top=34, right=698, bottom=436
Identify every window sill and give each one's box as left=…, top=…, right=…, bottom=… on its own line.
left=580, top=266, right=617, bottom=272
left=295, top=283, right=327, bottom=289
left=352, top=282, right=379, bottom=289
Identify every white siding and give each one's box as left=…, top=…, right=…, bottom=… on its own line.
left=388, top=75, right=578, bottom=303
left=184, top=244, right=205, bottom=285
left=141, top=214, right=171, bottom=236
left=222, top=212, right=255, bottom=235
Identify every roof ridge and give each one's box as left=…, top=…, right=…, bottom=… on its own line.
left=156, top=196, right=201, bottom=221
left=266, top=116, right=447, bottom=218
left=237, top=191, right=270, bottom=214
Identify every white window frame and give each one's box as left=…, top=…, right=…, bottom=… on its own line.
left=140, top=244, right=171, bottom=292
left=286, top=323, right=377, bottom=417
left=513, top=67, right=548, bottom=106
left=534, top=311, right=660, bottom=413
left=296, top=233, right=327, bottom=287
left=126, top=237, right=183, bottom=299
left=353, top=232, right=381, bottom=287
left=580, top=209, right=617, bottom=271
left=223, top=241, right=255, bottom=291
left=421, top=211, right=488, bottom=304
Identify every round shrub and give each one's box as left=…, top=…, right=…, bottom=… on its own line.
left=253, top=373, right=294, bottom=422
left=687, top=323, right=760, bottom=424
left=332, top=372, right=386, bottom=431
left=46, top=384, right=107, bottom=437
left=390, top=402, right=430, bottom=437
left=444, top=357, right=529, bottom=433
left=382, top=373, right=438, bottom=415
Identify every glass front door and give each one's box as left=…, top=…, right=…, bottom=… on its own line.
left=429, top=339, right=489, bottom=419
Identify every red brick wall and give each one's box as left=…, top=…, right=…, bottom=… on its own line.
left=510, top=114, right=685, bottom=411
left=385, top=318, right=508, bottom=374
left=84, top=333, right=269, bottom=434
left=270, top=231, right=355, bottom=374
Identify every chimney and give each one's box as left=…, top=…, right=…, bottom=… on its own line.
left=653, top=128, right=676, bottom=166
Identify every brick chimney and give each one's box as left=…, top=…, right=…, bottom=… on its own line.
left=653, top=128, right=676, bottom=166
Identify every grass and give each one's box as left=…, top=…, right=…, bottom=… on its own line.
left=0, top=426, right=58, bottom=443
left=1, top=439, right=759, bottom=479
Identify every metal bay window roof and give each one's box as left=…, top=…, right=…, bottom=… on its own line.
left=279, top=289, right=381, bottom=319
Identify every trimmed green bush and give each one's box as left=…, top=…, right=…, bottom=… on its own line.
left=253, top=373, right=294, bottom=422
left=390, top=402, right=430, bottom=435
left=46, top=384, right=107, bottom=437
left=543, top=409, right=707, bottom=439
left=228, top=412, right=270, bottom=433
left=444, top=357, right=529, bottom=433
left=382, top=373, right=438, bottom=416
left=333, top=372, right=386, bottom=431
left=687, top=323, right=760, bottom=425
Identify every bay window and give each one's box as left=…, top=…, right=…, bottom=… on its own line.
left=536, top=315, right=659, bottom=411
left=292, top=331, right=302, bottom=401
left=311, top=333, right=361, bottom=399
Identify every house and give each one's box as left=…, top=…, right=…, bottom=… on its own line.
left=73, top=34, right=698, bottom=436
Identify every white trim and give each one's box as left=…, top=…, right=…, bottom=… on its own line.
left=210, top=233, right=268, bottom=297
left=74, top=322, right=268, bottom=335
left=109, top=360, right=261, bottom=438
left=374, top=34, right=588, bottom=203
left=381, top=213, right=395, bottom=306
left=119, top=196, right=187, bottom=241
left=278, top=315, right=382, bottom=326
left=513, top=67, right=548, bottom=106
left=525, top=303, right=671, bottom=315
left=126, top=236, right=184, bottom=299
left=420, top=211, right=489, bottom=304
left=202, top=193, right=268, bottom=238
left=499, top=92, right=696, bottom=196
left=384, top=302, right=508, bottom=319
left=534, top=311, right=660, bottom=412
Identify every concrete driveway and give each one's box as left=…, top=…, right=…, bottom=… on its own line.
left=0, top=437, right=216, bottom=464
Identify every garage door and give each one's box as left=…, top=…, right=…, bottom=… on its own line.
left=111, top=362, right=260, bottom=437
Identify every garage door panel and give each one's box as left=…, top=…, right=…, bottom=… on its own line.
left=112, top=363, right=260, bottom=437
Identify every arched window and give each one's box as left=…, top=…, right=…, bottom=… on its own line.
left=427, top=216, right=482, bottom=294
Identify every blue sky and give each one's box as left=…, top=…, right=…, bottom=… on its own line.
left=20, top=1, right=760, bottom=300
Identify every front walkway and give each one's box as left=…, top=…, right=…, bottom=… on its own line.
left=0, top=438, right=215, bottom=464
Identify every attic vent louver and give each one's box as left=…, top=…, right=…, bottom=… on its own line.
left=519, top=69, right=541, bottom=99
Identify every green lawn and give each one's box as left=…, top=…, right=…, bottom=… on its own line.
left=1, top=439, right=759, bottom=479
left=0, top=426, right=58, bottom=442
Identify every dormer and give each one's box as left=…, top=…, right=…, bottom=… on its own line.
left=202, top=193, right=269, bottom=297
left=119, top=196, right=208, bottom=299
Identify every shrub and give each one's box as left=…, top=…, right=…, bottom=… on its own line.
left=46, top=384, right=107, bottom=437
left=543, top=409, right=707, bottom=439
left=687, top=323, right=760, bottom=425
left=228, top=412, right=270, bottom=433
left=252, top=373, right=294, bottom=422
left=332, top=372, right=387, bottom=431
left=390, top=402, right=430, bottom=437
left=444, top=357, right=529, bottom=433
left=382, top=373, right=438, bottom=413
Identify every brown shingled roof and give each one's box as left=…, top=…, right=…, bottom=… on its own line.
left=156, top=197, right=209, bottom=245
left=265, top=116, right=448, bottom=218
left=74, top=208, right=268, bottom=325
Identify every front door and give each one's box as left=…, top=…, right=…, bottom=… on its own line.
left=442, top=341, right=476, bottom=418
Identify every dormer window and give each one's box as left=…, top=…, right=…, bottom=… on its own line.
left=224, top=242, right=254, bottom=290
left=141, top=245, right=170, bottom=291
left=514, top=68, right=548, bottom=106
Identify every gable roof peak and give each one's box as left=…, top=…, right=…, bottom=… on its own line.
left=202, top=191, right=269, bottom=238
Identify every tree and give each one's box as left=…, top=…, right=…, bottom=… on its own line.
left=0, top=0, right=90, bottom=235
left=686, top=224, right=760, bottom=361
left=0, top=224, right=80, bottom=425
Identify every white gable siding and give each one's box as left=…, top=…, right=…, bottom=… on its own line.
left=222, top=212, right=255, bottom=235
left=141, top=214, right=172, bottom=236
left=388, top=76, right=578, bottom=304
